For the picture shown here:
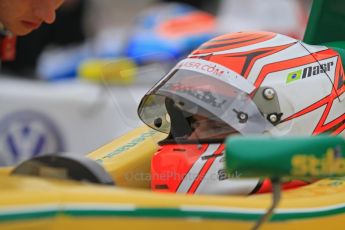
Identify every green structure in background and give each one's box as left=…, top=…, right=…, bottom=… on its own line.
left=303, top=0, right=345, bottom=44
left=304, top=0, right=345, bottom=67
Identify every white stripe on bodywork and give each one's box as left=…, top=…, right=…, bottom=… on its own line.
left=0, top=204, right=59, bottom=215
left=325, top=91, right=345, bottom=123
left=176, top=144, right=220, bottom=193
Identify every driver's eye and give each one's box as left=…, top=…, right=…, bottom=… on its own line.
left=190, top=121, right=199, bottom=130
left=191, top=119, right=207, bottom=129
left=212, top=122, right=223, bottom=129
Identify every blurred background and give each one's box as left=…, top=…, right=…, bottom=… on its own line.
left=0, top=0, right=312, bottom=166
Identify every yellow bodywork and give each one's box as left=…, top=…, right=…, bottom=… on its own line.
left=88, top=125, right=166, bottom=188
left=1, top=126, right=345, bottom=229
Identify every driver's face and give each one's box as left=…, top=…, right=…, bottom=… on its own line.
left=0, top=0, right=64, bottom=36
left=188, top=114, right=237, bottom=140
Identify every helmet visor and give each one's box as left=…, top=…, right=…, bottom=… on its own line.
left=138, top=59, right=272, bottom=140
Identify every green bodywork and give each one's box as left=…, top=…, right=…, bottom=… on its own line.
left=225, top=136, right=345, bottom=179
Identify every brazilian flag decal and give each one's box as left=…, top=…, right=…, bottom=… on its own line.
left=286, top=70, right=302, bottom=84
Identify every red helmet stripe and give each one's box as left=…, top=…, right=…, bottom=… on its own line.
left=254, top=49, right=335, bottom=87
left=187, top=144, right=225, bottom=194
left=198, top=36, right=269, bottom=50
left=283, top=95, right=329, bottom=122
left=173, top=144, right=210, bottom=192
left=151, top=143, right=210, bottom=193
left=335, top=57, right=345, bottom=94
left=210, top=34, right=253, bottom=43
left=280, top=52, right=344, bottom=135
left=230, top=43, right=294, bottom=77
left=332, top=123, right=345, bottom=135
left=198, top=32, right=267, bottom=46
left=192, top=32, right=276, bottom=54
left=191, top=43, right=294, bottom=78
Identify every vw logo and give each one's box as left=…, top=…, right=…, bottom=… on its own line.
left=0, top=111, right=64, bottom=166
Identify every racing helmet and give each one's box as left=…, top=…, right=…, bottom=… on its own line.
left=137, top=31, right=345, bottom=195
